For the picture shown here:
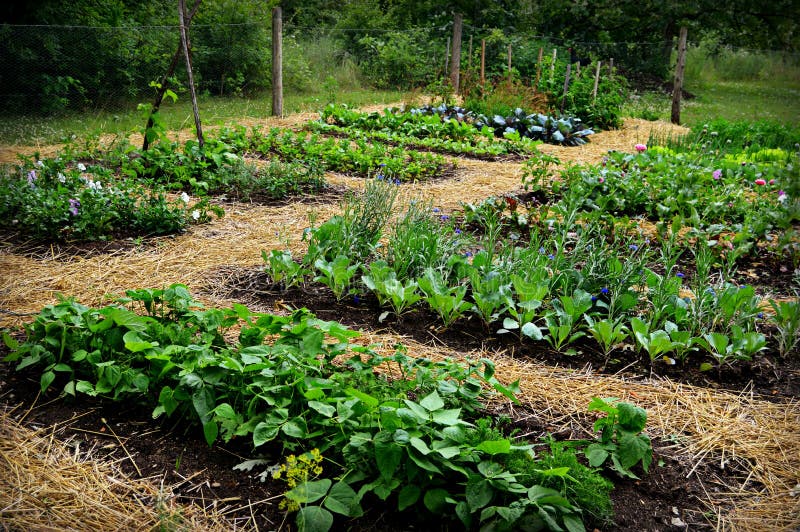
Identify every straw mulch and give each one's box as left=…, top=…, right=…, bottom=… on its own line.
left=0, top=408, right=249, bottom=531
left=1, top=113, right=798, bottom=531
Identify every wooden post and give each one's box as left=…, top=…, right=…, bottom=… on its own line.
left=534, top=47, right=543, bottom=86
left=671, top=26, right=688, bottom=124
left=444, top=36, right=450, bottom=74
left=560, top=63, right=571, bottom=112
left=550, top=48, right=557, bottom=81
left=272, top=7, right=283, bottom=116
left=143, top=0, right=200, bottom=151
left=450, top=13, right=462, bottom=93
left=592, top=60, right=602, bottom=103
left=507, top=44, right=512, bottom=86
left=480, top=39, right=486, bottom=86
left=468, top=34, right=473, bottom=70
left=609, top=57, right=614, bottom=75
left=178, top=0, right=203, bottom=148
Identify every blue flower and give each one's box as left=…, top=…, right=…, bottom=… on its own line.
left=432, top=208, right=440, bottom=213
left=591, top=295, right=598, bottom=302
left=441, top=215, right=449, bottom=221
left=539, top=247, right=546, bottom=254
left=600, top=287, right=609, bottom=295
left=547, top=254, right=555, bottom=260
left=379, top=163, right=386, bottom=167
left=757, top=312, right=763, bottom=319
left=705, top=287, right=716, bottom=296
left=454, top=228, right=461, bottom=234
left=739, top=285, right=747, bottom=289
left=353, top=295, right=361, bottom=304
left=629, top=244, right=639, bottom=251
left=464, top=251, right=473, bottom=258
left=376, top=174, right=384, bottom=180
left=394, top=178, right=401, bottom=185
left=676, top=272, right=685, bottom=278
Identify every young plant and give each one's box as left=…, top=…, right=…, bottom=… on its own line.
left=543, top=290, right=593, bottom=354
left=417, top=268, right=472, bottom=329
left=585, top=397, right=653, bottom=479
left=584, top=315, right=629, bottom=363
left=314, top=255, right=359, bottom=301
left=769, top=298, right=800, bottom=357
left=263, top=249, right=307, bottom=290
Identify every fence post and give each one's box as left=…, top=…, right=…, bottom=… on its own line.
left=271, top=7, right=283, bottom=116
left=609, top=57, right=614, bottom=75
left=535, top=47, right=543, bottom=87
left=561, top=63, right=571, bottom=112
left=671, top=26, right=688, bottom=124
left=178, top=0, right=203, bottom=147
left=550, top=48, right=557, bottom=81
left=480, top=39, right=486, bottom=86
left=507, top=44, right=512, bottom=86
left=450, top=13, right=462, bottom=94
left=592, top=60, right=602, bottom=103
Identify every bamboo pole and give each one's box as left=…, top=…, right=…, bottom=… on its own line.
left=480, top=39, right=486, bottom=86
left=592, top=60, right=602, bottom=103
left=272, top=7, right=283, bottom=116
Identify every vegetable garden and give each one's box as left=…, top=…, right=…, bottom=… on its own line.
left=1, top=103, right=798, bottom=531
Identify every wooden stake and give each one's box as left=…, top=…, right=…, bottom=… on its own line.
left=671, top=26, right=688, bottom=124
left=550, top=48, right=557, bottom=81
left=507, top=44, right=512, bottom=86
left=592, top=60, right=602, bottom=103
left=561, top=63, right=571, bottom=112
left=450, top=13, right=462, bottom=94
left=272, top=7, right=283, bottom=116
left=480, top=39, right=486, bottom=86
left=535, top=47, right=543, bottom=87
left=178, top=0, right=203, bottom=148
left=143, top=0, right=200, bottom=151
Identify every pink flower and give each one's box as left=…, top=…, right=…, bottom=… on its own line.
left=634, top=144, right=647, bottom=152
left=769, top=179, right=775, bottom=185
left=712, top=169, right=722, bottom=180
left=598, top=177, right=605, bottom=183
left=754, top=178, right=767, bottom=186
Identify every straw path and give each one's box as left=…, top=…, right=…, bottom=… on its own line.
left=2, top=114, right=798, bottom=530
left=0, top=409, right=244, bottom=531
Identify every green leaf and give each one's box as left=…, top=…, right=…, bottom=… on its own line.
left=202, top=420, right=218, bottom=446
left=419, top=390, right=445, bottom=411
left=282, top=419, right=307, bottom=438
left=585, top=443, right=609, bottom=468
left=476, top=439, right=511, bottom=455
left=296, top=505, right=334, bottom=532
left=308, top=401, right=336, bottom=417
left=423, top=488, right=449, bottom=514
left=617, top=402, right=647, bottom=433
left=466, top=477, right=493, bottom=510
left=123, top=330, right=157, bottom=353
left=563, top=513, right=586, bottom=532
left=40, top=370, right=55, bottom=392
left=431, top=408, right=462, bottom=426
left=75, top=380, right=96, bottom=396
left=375, top=434, right=403, bottom=481
left=324, top=481, right=360, bottom=516
left=253, top=421, right=280, bottom=446
left=398, top=484, right=421, bottom=511
left=286, top=479, right=332, bottom=504
left=409, top=437, right=432, bottom=455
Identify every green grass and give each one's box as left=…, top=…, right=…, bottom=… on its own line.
left=624, top=44, right=800, bottom=128
left=0, top=89, right=409, bottom=146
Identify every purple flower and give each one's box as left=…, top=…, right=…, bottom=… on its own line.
left=629, top=244, right=638, bottom=251
left=454, top=228, right=462, bottom=234
left=393, top=178, right=401, bottom=185
left=353, top=294, right=361, bottom=304
left=539, top=247, right=546, bottom=254
left=464, top=251, right=473, bottom=258
left=713, top=169, right=722, bottom=180
left=757, top=312, right=763, bottom=319
left=27, top=170, right=37, bottom=186
left=547, top=254, right=555, bottom=260
left=68, top=198, right=80, bottom=216
left=432, top=207, right=440, bottom=213
left=591, top=295, right=598, bottom=302
left=600, top=287, right=609, bottom=295
left=376, top=174, right=384, bottom=180
left=441, top=215, right=449, bottom=221
left=676, top=272, right=685, bottom=278
left=379, top=163, right=386, bottom=167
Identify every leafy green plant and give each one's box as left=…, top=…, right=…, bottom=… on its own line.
left=585, top=397, right=653, bottom=479
left=769, top=298, right=800, bottom=357
left=417, top=268, right=473, bottom=329
left=584, top=316, right=630, bottom=363
left=263, top=249, right=308, bottom=290
left=314, top=255, right=359, bottom=301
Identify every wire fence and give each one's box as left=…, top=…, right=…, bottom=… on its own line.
left=1, top=22, right=797, bottom=117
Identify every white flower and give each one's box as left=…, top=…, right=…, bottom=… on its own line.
left=180, top=191, right=191, bottom=203
left=191, top=209, right=200, bottom=220
left=57, top=173, right=66, bottom=183
left=88, top=180, right=102, bottom=191
left=35, top=160, right=45, bottom=168
left=77, top=163, right=86, bottom=172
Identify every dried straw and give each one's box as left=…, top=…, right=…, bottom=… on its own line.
left=0, top=409, right=250, bottom=531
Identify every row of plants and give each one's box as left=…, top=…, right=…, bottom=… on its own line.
left=263, top=178, right=799, bottom=372
left=0, top=156, right=222, bottom=242
left=319, top=103, right=594, bottom=147
left=2, top=284, right=654, bottom=531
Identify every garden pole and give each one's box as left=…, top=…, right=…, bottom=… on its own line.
left=592, top=60, right=601, bottom=103
left=480, top=39, right=486, bottom=87
left=507, top=44, right=512, bottom=86
left=671, top=26, right=688, bottom=124
left=561, top=63, right=571, bottom=112
left=550, top=48, right=557, bottom=81
left=272, top=7, right=283, bottom=116
left=178, top=0, right=204, bottom=148
left=450, top=13, right=462, bottom=94
left=142, top=0, right=200, bottom=151
left=535, top=47, right=543, bottom=87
